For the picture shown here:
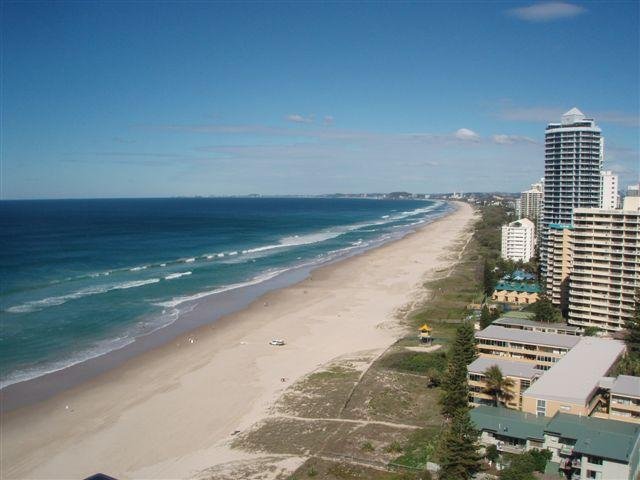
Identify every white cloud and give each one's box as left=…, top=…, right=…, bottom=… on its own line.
left=286, top=114, right=314, bottom=124
left=507, top=2, right=586, bottom=22
left=492, top=134, right=537, bottom=145
left=454, top=128, right=480, bottom=141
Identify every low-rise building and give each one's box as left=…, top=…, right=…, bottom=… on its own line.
left=491, top=281, right=540, bottom=305
left=521, top=337, right=625, bottom=418
left=545, top=413, right=640, bottom=480
left=471, top=406, right=640, bottom=480
left=595, top=375, right=640, bottom=424
left=470, top=405, right=547, bottom=454
left=468, top=356, right=540, bottom=409
left=474, top=324, right=638, bottom=425
left=493, top=314, right=582, bottom=336
left=475, top=325, right=580, bottom=371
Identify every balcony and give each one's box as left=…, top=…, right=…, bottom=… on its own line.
left=560, top=445, right=574, bottom=456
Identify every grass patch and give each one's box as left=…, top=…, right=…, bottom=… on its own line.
left=390, top=428, right=440, bottom=470
left=380, top=351, right=447, bottom=375
left=291, top=457, right=431, bottom=480
left=407, top=222, right=484, bottom=327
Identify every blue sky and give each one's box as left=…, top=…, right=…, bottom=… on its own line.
left=2, top=1, right=638, bottom=199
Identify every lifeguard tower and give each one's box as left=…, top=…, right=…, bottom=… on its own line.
left=418, top=324, right=433, bottom=344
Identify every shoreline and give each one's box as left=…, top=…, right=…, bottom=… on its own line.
left=1, top=201, right=475, bottom=479
left=0, top=202, right=452, bottom=411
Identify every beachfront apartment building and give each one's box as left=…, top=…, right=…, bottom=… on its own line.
left=492, top=314, right=582, bottom=335
left=540, top=108, right=602, bottom=279
left=520, top=337, right=625, bottom=419
left=568, top=202, right=640, bottom=332
left=475, top=325, right=580, bottom=371
left=472, top=323, right=636, bottom=423
left=501, top=218, right=535, bottom=262
left=596, top=375, right=640, bottom=424
left=471, top=406, right=640, bottom=480
left=600, top=170, right=619, bottom=209
left=544, top=224, right=573, bottom=310
left=518, top=179, right=544, bottom=223
left=468, top=356, right=540, bottom=410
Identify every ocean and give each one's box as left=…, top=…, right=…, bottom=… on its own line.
left=0, top=197, right=449, bottom=388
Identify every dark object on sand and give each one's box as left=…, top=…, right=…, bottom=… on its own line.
left=84, top=474, right=118, bottom=480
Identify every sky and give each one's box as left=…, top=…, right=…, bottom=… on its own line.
left=1, top=1, right=639, bottom=199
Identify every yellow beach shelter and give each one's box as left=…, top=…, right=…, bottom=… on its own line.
left=419, top=324, right=432, bottom=343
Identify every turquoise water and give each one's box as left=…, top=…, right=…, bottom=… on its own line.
left=0, top=197, right=449, bottom=387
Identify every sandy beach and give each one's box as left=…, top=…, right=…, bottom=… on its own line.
left=1, top=201, right=475, bottom=480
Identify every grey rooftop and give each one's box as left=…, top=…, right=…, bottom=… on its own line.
left=468, top=356, right=539, bottom=379
left=523, top=337, right=626, bottom=405
left=611, top=375, right=640, bottom=398
left=476, top=325, right=581, bottom=349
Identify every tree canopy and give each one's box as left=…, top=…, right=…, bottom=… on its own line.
left=437, top=409, right=482, bottom=480
left=482, top=365, right=515, bottom=407
left=532, top=291, right=562, bottom=323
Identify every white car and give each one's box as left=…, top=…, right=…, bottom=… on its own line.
left=269, top=339, right=286, bottom=346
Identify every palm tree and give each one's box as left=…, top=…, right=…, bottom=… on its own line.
left=482, top=365, right=515, bottom=407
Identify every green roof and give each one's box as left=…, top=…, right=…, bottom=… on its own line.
left=471, top=407, right=640, bottom=464
left=545, top=413, right=640, bottom=463
left=495, top=281, right=541, bottom=293
left=470, top=406, right=547, bottom=441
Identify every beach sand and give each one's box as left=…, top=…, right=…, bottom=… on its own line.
left=1, top=201, right=475, bottom=479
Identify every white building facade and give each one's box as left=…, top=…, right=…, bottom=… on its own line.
left=501, top=218, right=535, bottom=262
left=600, top=170, right=619, bottom=209
left=519, top=179, right=544, bottom=222
left=568, top=203, right=640, bottom=332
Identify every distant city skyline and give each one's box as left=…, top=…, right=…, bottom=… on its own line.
left=2, top=1, right=638, bottom=199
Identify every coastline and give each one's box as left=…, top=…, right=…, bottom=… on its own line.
left=0, top=201, right=451, bottom=409
left=1, top=201, right=475, bottom=479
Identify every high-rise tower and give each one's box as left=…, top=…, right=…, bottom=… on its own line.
left=540, top=108, right=603, bottom=280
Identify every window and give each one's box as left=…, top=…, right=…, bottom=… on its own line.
left=586, top=470, right=602, bottom=479
left=587, top=456, right=603, bottom=465
left=536, top=399, right=546, bottom=416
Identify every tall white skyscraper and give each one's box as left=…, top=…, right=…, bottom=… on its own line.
left=540, top=108, right=603, bottom=280
left=600, top=170, right=619, bottom=209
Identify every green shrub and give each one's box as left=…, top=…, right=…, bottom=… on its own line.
left=361, top=441, right=375, bottom=452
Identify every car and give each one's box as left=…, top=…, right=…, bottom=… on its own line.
left=269, top=339, right=286, bottom=346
